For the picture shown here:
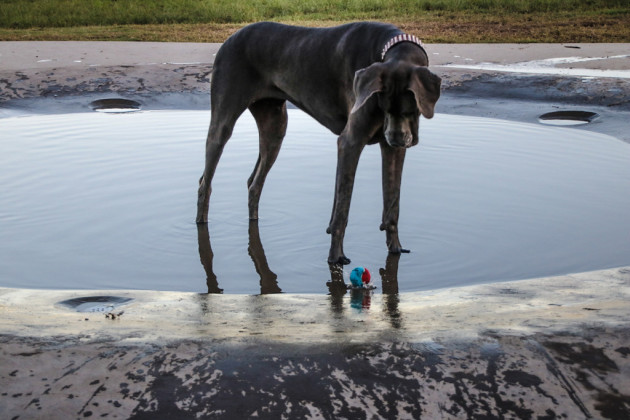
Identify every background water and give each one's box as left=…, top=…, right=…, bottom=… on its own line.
left=1, top=109, right=629, bottom=294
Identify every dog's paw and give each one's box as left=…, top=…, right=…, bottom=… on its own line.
left=328, top=255, right=351, bottom=265
left=389, top=247, right=410, bottom=255
left=338, top=256, right=352, bottom=265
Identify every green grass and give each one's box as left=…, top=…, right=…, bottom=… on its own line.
left=0, top=0, right=628, bottom=42
left=1, top=0, right=628, bottom=27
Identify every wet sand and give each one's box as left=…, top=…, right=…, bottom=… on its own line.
left=1, top=40, right=630, bottom=419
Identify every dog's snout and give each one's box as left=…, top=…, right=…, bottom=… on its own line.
left=384, top=114, right=415, bottom=148
left=385, top=129, right=413, bottom=148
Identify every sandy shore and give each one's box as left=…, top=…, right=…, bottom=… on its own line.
left=1, top=40, right=630, bottom=419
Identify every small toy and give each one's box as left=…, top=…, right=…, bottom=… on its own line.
left=349, top=266, right=371, bottom=288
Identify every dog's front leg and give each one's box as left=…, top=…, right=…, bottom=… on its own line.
left=327, top=132, right=365, bottom=265
left=380, top=142, right=410, bottom=254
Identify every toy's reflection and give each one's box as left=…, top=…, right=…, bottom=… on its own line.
left=326, top=253, right=402, bottom=328
left=197, top=221, right=401, bottom=326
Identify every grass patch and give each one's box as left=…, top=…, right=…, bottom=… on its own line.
left=0, top=0, right=628, bottom=42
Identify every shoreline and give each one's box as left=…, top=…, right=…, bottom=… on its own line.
left=2, top=266, right=630, bottom=342
left=2, top=266, right=630, bottom=419
left=2, top=266, right=630, bottom=418
left=2, top=42, right=629, bottom=143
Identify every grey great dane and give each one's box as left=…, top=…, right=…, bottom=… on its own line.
left=196, top=21, right=441, bottom=265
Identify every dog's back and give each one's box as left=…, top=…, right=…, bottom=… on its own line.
left=210, top=22, right=407, bottom=133
left=217, top=21, right=402, bottom=72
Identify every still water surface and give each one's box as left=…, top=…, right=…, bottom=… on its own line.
left=1, top=110, right=629, bottom=294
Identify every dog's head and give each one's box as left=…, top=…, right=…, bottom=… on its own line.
left=351, top=62, right=441, bottom=148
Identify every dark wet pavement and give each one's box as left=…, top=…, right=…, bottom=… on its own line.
left=2, top=325, right=629, bottom=418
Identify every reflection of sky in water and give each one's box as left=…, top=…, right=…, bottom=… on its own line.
left=1, top=110, right=629, bottom=294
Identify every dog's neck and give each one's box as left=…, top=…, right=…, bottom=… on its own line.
left=381, top=34, right=426, bottom=62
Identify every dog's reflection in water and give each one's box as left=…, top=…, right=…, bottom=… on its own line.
left=247, top=221, right=282, bottom=294
left=197, top=222, right=282, bottom=295
left=196, top=223, right=222, bottom=294
left=380, top=253, right=403, bottom=329
left=197, top=222, right=401, bottom=326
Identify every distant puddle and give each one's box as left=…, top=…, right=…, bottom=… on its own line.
left=90, top=98, right=142, bottom=113
left=1, top=110, right=630, bottom=294
left=538, top=110, right=599, bottom=126
left=57, top=296, right=133, bottom=312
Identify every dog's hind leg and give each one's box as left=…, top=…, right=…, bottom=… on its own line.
left=379, top=142, right=410, bottom=254
left=247, top=99, right=288, bottom=220
left=196, top=96, right=249, bottom=224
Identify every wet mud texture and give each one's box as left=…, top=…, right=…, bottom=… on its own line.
left=2, top=328, right=629, bottom=419
left=439, top=71, right=630, bottom=111
left=0, top=64, right=212, bottom=102
left=2, top=60, right=628, bottom=113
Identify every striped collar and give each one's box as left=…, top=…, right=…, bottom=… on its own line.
left=381, top=33, right=425, bottom=61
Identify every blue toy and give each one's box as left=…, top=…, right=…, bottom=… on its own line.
left=349, top=266, right=371, bottom=288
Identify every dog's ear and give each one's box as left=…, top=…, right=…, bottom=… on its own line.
left=409, top=67, right=441, bottom=119
left=351, top=63, right=385, bottom=114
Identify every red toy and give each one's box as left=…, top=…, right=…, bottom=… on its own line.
left=350, top=266, right=371, bottom=288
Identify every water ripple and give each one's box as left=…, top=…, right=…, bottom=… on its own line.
left=1, top=110, right=629, bottom=293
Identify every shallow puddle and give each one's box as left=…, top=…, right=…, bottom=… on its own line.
left=57, top=296, right=133, bottom=312
left=1, top=109, right=629, bottom=294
